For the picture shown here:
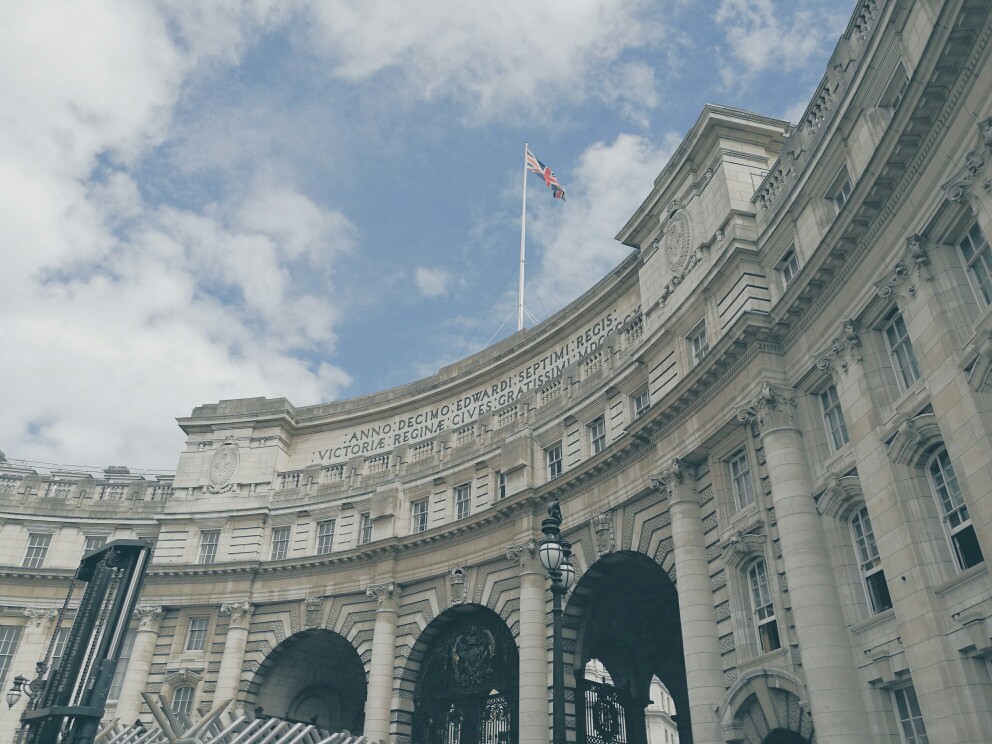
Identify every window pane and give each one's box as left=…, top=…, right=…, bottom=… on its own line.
left=884, top=313, right=920, bottom=389
left=23, top=533, right=52, bottom=569
left=359, top=512, right=372, bottom=544
left=455, top=484, right=471, bottom=520
left=959, top=221, right=992, bottom=306
left=186, top=617, right=208, bottom=652
left=107, top=629, right=136, bottom=700
left=730, top=452, right=755, bottom=510
left=316, top=520, right=335, bottom=554
left=412, top=500, right=429, bottom=533
left=172, top=685, right=195, bottom=717
left=0, top=626, right=22, bottom=687
left=547, top=443, right=563, bottom=480
left=270, top=526, right=290, bottom=560
left=199, top=531, right=219, bottom=565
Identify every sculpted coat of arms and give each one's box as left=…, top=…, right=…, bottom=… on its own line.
left=207, top=437, right=239, bottom=494
left=664, top=210, right=693, bottom=276
left=451, top=624, right=496, bottom=689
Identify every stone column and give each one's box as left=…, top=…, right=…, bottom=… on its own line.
left=215, top=601, right=253, bottom=706
left=364, top=581, right=399, bottom=743
left=738, top=384, right=871, bottom=743
left=114, top=605, right=163, bottom=725
left=652, top=460, right=725, bottom=744
left=509, top=539, right=547, bottom=744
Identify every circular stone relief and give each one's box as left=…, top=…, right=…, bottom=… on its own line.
left=664, top=210, right=693, bottom=276
left=209, top=441, right=239, bottom=489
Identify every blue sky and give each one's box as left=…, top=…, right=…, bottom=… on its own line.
left=0, top=0, right=855, bottom=469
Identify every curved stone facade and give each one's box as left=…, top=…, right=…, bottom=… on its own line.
left=3, top=1, right=992, bottom=742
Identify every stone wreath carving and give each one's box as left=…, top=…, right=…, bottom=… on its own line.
left=207, top=437, right=239, bottom=494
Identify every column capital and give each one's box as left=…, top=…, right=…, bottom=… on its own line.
left=133, top=605, right=164, bottom=631
left=220, top=600, right=254, bottom=629
left=736, top=382, right=799, bottom=437
left=366, top=581, right=399, bottom=607
left=815, top=318, right=863, bottom=378
left=506, top=538, right=537, bottom=565
left=650, top=458, right=697, bottom=505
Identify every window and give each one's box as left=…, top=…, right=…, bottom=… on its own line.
left=185, top=617, right=209, bottom=652
left=892, top=685, right=929, bottom=744
left=107, top=629, right=135, bottom=700
left=819, top=385, right=850, bottom=451
left=778, top=247, right=800, bottom=289
left=0, top=626, right=21, bottom=687
left=851, top=507, right=893, bottom=614
left=411, top=499, right=429, bottom=533
left=455, top=483, right=472, bottom=520
left=958, top=220, right=992, bottom=306
left=928, top=450, right=983, bottom=570
left=688, top=324, right=709, bottom=366
left=748, top=560, right=781, bottom=653
left=546, top=442, right=563, bottom=480
left=316, top=520, right=335, bottom=555
left=879, top=62, right=909, bottom=110
left=198, top=530, right=219, bottom=565
left=829, top=168, right=853, bottom=213
left=588, top=417, right=607, bottom=455
left=23, top=533, right=52, bottom=569
left=883, top=311, right=920, bottom=390
left=172, top=685, right=195, bottom=717
left=633, top=389, right=650, bottom=418
left=270, top=526, right=290, bottom=561
left=50, top=627, right=70, bottom=671
left=83, top=535, right=107, bottom=554
left=729, top=451, right=756, bottom=510
left=496, top=471, right=507, bottom=500
left=358, top=512, right=372, bottom=545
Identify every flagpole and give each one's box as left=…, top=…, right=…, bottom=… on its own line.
left=518, top=142, right=528, bottom=332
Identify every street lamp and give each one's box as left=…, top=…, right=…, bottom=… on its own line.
left=6, top=662, right=47, bottom=710
left=539, top=499, right=575, bottom=744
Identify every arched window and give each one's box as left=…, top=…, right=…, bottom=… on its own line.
left=850, top=506, right=892, bottom=614
left=928, top=450, right=983, bottom=570
left=172, top=685, right=195, bottom=717
left=747, top=559, right=780, bottom=653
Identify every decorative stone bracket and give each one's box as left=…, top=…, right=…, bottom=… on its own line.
left=718, top=521, right=767, bottom=570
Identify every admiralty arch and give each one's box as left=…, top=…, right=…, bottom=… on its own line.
left=3, top=1, right=992, bottom=742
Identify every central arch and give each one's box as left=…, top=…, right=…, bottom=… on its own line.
left=565, top=550, right=691, bottom=744
left=411, top=604, right=519, bottom=744
left=252, top=629, right=367, bottom=732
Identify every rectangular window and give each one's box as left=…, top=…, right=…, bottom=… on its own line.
left=729, top=451, right=756, bottom=510
left=198, top=530, right=219, bottom=565
left=851, top=507, right=893, bottom=614
left=546, top=442, right=563, bottom=481
left=748, top=560, right=781, bottom=653
left=959, top=221, right=992, bottom=306
left=588, top=417, right=607, bottom=455
left=929, top=450, right=983, bottom=570
left=358, top=512, right=372, bottom=545
left=633, top=389, right=650, bottom=418
left=819, top=385, right=850, bottom=451
left=411, top=499, right=429, bottom=533
left=883, top=311, right=921, bottom=390
left=689, top=324, right=709, bottom=366
left=316, top=520, right=336, bottom=555
left=892, top=685, right=929, bottom=744
left=496, top=471, right=507, bottom=500
left=270, top=526, right=290, bottom=561
left=107, top=629, right=135, bottom=700
left=830, top=168, right=853, bottom=213
left=879, top=62, right=909, bottom=110
left=23, top=533, right=52, bottom=569
left=83, top=535, right=107, bottom=554
left=50, top=627, right=70, bottom=671
left=185, top=617, right=209, bottom=652
left=778, top=247, right=800, bottom=289
left=0, top=626, right=21, bottom=687
left=455, top=483, right=472, bottom=520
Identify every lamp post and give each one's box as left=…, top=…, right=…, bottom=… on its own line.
left=539, top=499, right=575, bottom=744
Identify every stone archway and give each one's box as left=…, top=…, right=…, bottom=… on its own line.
left=408, top=604, right=519, bottom=744
left=719, top=669, right=814, bottom=744
left=565, top=550, right=690, bottom=744
left=250, top=629, right=367, bottom=732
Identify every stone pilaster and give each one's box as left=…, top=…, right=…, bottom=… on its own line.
left=737, top=383, right=872, bottom=743
left=508, top=539, right=547, bottom=744
left=651, top=461, right=724, bottom=744
left=114, top=605, right=163, bottom=725
left=364, top=581, right=399, bottom=743
left=215, top=601, right=254, bottom=706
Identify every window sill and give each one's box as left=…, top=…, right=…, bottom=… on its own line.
left=849, top=607, right=896, bottom=635
left=736, top=646, right=789, bottom=674
left=934, top=561, right=988, bottom=597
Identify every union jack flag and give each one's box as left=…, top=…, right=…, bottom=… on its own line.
left=526, top=149, right=566, bottom=201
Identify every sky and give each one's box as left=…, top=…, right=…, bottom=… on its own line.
left=0, top=0, right=856, bottom=470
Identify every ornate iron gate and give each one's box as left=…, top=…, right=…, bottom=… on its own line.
left=412, top=611, right=518, bottom=744
left=579, top=680, right=628, bottom=744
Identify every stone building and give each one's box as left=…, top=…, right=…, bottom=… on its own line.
left=2, top=1, right=992, bottom=742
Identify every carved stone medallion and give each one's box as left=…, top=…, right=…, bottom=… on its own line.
left=208, top=438, right=239, bottom=494
left=664, top=210, right=693, bottom=276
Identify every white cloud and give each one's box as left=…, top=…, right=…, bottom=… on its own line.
left=307, top=0, right=668, bottom=123
left=415, top=267, right=452, bottom=298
